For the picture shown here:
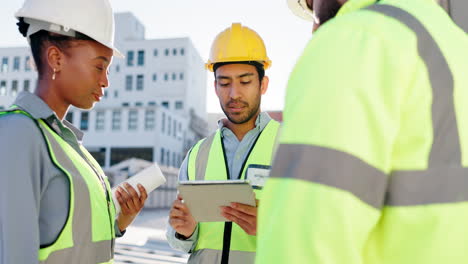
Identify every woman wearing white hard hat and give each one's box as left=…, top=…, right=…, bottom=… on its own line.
left=0, top=0, right=147, bottom=263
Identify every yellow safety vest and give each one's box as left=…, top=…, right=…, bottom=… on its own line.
left=257, top=0, right=468, bottom=263
left=0, top=109, right=116, bottom=264
left=187, top=120, right=280, bottom=264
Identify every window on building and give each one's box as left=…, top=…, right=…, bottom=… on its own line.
left=168, top=116, right=172, bottom=135
left=162, top=101, right=169, bottom=109
left=125, top=75, right=133, bottom=91
left=89, top=148, right=106, bottom=167
left=135, top=102, right=143, bottom=107
left=110, top=147, right=153, bottom=166
left=153, top=49, right=158, bottom=57
left=162, top=112, right=165, bottom=133
left=128, top=109, right=138, bottom=130
left=173, top=48, right=177, bottom=56
left=145, top=109, right=155, bottom=130
left=65, top=112, right=73, bottom=124
left=0, top=81, right=6, bottom=96
left=148, top=101, right=156, bottom=106
left=166, top=150, right=170, bottom=166
left=160, top=148, right=165, bottom=164
left=104, top=90, right=108, bottom=98
left=179, top=72, right=184, bottom=80
left=122, top=102, right=129, bottom=107
left=23, top=79, right=30, bottom=92
left=172, top=73, right=176, bottom=80
left=180, top=48, right=185, bottom=56
left=95, top=111, right=105, bottom=131
left=127, top=51, right=134, bottom=66
left=136, top=74, right=144, bottom=90
left=114, top=90, right=118, bottom=98
left=173, top=119, right=177, bottom=137
left=152, top=73, right=157, bottom=82
left=164, top=73, right=168, bottom=81
left=11, top=80, right=18, bottom=96
left=13, top=57, right=20, bottom=72
left=1, top=57, right=9, bottom=73
left=137, top=50, right=145, bottom=66
left=164, top=48, right=169, bottom=56
left=25, top=56, right=31, bottom=72
left=116, top=65, right=120, bottom=73
left=112, top=110, right=121, bottom=131
left=80, top=112, right=89, bottom=131
left=172, top=152, right=176, bottom=167
left=175, top=101, right=183, bottom=110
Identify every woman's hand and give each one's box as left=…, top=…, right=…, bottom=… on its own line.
left=115, top=183, right=148, bottom=231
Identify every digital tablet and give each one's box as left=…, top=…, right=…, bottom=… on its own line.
left=177, top=180, right=256, bottom=222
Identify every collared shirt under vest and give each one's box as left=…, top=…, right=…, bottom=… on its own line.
left=185, top=117, right=280, bottom=264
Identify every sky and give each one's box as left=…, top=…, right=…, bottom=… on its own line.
left=0, top=0, right=313, bottom=113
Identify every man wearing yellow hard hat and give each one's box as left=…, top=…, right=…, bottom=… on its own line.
left=166, top=23, right=280, bottom=264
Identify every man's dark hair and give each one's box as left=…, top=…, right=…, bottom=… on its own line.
left=17, top=18, right=93, bottom=77
left=213, top=61, right=265, bottom=83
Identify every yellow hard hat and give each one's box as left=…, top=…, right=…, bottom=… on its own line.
left=206, top=23, right=271, bottom=72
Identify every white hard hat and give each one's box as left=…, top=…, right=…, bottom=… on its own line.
left=15, top=0, right=123, bottom=58
left=287, top=0, right=318, bottom=23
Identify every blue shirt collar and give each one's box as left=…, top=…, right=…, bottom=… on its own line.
left=12, top=91, right=84, bottom=141
left=218, top=111, right=272, bottom=136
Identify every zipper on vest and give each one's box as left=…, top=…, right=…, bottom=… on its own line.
left=79, top=150, right=115, bottom=254
left=218, top=126, right=265, bottom=263
left=220, top=137, right=232, bottom=264
left=37, top=117, right=115, bottom=258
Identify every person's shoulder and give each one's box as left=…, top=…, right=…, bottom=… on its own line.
left=0, top=112, right=43, bottom=140
left=200, top=130, right=219, bottom=144
left=307, top=6, right=417, bottom=62
left=320, top=5, right=418, bottom=43
left=187, top=131, right=219, bottom=156
left=0, top=111, right=38, bottom=128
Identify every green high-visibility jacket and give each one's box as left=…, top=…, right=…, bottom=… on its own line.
left=0, top=109, right=116, bottom=264
left=257, top=0, right=468, bottom=263
left=187, top=119, right=280, bottom=264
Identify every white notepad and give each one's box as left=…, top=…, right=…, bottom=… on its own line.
left=112, top=163, right=166, bottom=215
left=177, top=180, right=256, bottom=222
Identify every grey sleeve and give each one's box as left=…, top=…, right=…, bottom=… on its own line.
left=115, top=222, right=125, bottom=237
left=0, top=115, right=46, bottom=264
left=165, top=153, right=199, bottom=253
left=166, top=224, right=199, bottom=253
left=178, top=154, right=190, bottom=181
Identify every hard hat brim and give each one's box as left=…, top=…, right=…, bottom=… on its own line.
left=287, top=0, right=315, bottom=21
left=112, top=47, right=124, bottom=58
left=206, top=59, right=271, bottom=72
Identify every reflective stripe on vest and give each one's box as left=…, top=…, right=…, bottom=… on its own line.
left=188, top=249, right=255, bottom=264
left=187, top=120, right=280, bottom=263
left=271, top=4, right=467, bottom=209
left=0, top=110, right=116, bottom=264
